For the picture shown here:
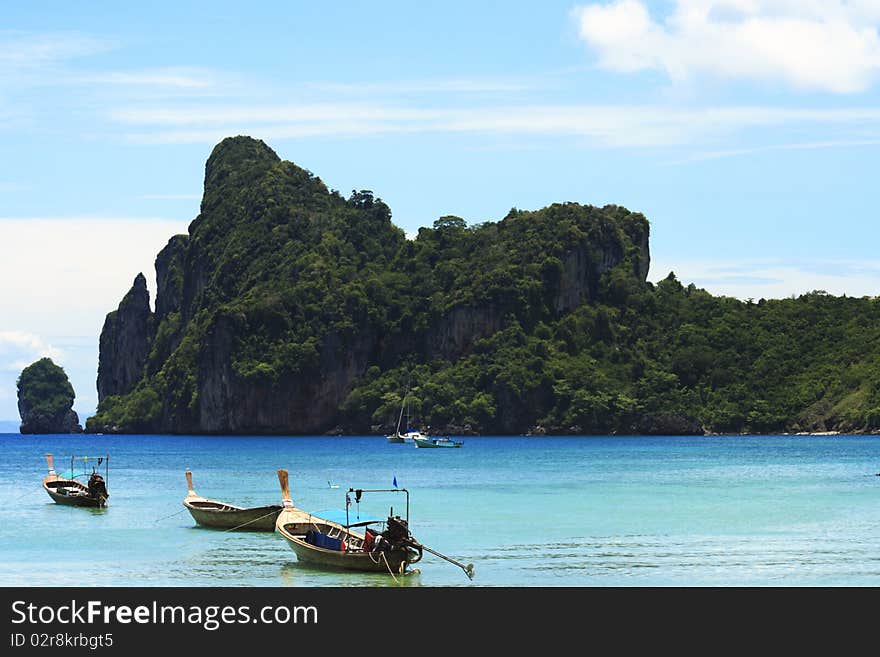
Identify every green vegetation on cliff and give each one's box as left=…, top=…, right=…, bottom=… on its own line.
left=344, top=280, right=880, bottom=435
left=18, top=358, right=82, bottom=434
left=87, top=136, right=880, bottom=435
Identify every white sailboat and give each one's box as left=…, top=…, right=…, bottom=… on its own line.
left=386, top=383, right=430, bottom=443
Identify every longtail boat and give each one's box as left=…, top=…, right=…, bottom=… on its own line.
left=183, top=470, right=283, bottom=531
left=274, top=469, right=424, bottom=576
left=42, top=453, right=109, bottom=508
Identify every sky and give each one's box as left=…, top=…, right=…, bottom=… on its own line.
left=3, top=0, right=880, bottom=423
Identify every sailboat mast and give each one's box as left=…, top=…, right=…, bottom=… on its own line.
left=395, top=388, right=406, bottom=435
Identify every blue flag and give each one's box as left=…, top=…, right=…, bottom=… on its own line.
left=393, top=475, right=398, bottom=488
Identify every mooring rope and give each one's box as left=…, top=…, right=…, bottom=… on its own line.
left=380, top=551, right=399, bottom=584
left=153, top=507, right=188, bottom=523
left=154, top=504, right=277, bottom=531
left=221, top=509, right=279, bottom=533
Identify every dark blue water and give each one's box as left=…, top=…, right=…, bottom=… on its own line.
left=2, top=433, right=879, bottom=586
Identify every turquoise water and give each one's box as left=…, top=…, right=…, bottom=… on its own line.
left=1, top=433, right=878, bottom=587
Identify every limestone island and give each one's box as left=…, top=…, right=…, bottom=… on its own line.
left=17, top=357, right=83, bottom=434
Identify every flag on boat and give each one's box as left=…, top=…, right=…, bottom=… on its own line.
left=393, top=475, right=398, bottom=488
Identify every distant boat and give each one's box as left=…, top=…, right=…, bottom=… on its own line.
left=42, top=453, right=109, bottom=508
left=386, top=382, right=410, bottom=443
left=182, top=470, right=282, bottom=531
left=413, top=437, right=463, bottom=449
left=387, top=380, right=433, bottom=443
left=399, top=428, right=433, bottom=442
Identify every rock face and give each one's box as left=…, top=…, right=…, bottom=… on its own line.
left=154, top=235, right=188, bottom=321
left=17, top=358, right=83, bottom=433
left=96, top=273, right=154, bottom=401
left=427, top=306, right=501, bottom=361
left=87, top=135, right=652, bottom=435
left=194, top=316, right=381, bottom=434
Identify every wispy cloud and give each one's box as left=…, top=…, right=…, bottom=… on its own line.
left=0, top=216, right=190, bottom=334
left=71, top=67, right=217, bottom=90
left=0, top=331, right=62, bottom=371
left=669, top=137, right=880, bottom=163
left=107, top=101, right=880, bottom=147
left=572, top=1, right=880, bottom=93
left=108, top=103, right=449, bottom=126
left=650, top=257, right=880, bottom=300
left=304, top=76, right=538, bottom=95
left=0, top=31, right=108, bottom=70
left=1, top=32, right=221, bottom=112
left=0, top=216, right=190, bottom=418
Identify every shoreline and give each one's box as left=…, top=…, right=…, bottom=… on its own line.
left=2, top=428, right=879, bottom=437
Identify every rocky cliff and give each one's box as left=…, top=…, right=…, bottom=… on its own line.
left=96, top=273, right=154, bottom=401
left=154, top=234, right=188, bottom=322
left=86, top=135, right=650, bottom=435
left=18, top=358, right=83, bottom=434
left=82, top=136, right=880, bottom=436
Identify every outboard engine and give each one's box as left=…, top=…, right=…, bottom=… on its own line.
left=382, top=515, right=422, bottom=565
left=384, top=515, right=410, bottom=544
left=88, top=471, right=109, bottom=505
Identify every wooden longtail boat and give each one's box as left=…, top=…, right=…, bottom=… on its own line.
left=274, top=469, right=423, bottom=575
left=183, top=470, right=282, bottom=531
left=42, top=453, right=109, bottom=508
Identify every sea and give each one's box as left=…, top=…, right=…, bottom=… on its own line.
left=1, top=432, right=878, bottom=588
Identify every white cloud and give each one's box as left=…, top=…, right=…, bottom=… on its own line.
left=72, top=68, right=217, bottom=90
left=0, top=31, right=107, bottom=70
left=0, top=32, right=220, bottom=109
left=108, top=103, right=443, bottom=126
left=668, top=137, right=880, bottom=162
left=0, top=331, right=62, bottom=371
left=573, top=0, right=880, bottom=93
left=0, top=217, right=190, bottom=419
left=108, top=100, right=880, bottom=146
left=649, top=257, right=880, bottom=299
left=304, top=77, right=536, bottom=95
left=0, top=217, right=190, bottom=337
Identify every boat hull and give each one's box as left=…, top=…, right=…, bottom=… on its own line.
left=413, top=438, right=463, bottom=448
left=279, top=530, right=416, bottom=574
left=273, top=470, right=421, bottom=576
left=184, top=501, right=282, bottom=531
left=42, top=479, right=107, bottom=507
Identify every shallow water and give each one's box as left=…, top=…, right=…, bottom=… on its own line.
left=1, top=433, right=878, bottom=586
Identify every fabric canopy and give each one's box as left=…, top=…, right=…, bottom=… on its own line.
left=311, top=508, right=385, bottom=527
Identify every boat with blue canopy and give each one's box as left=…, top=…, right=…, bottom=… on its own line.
left=308, top=508, right=386, bottom=528
left=274, top=470, right=422, bottom=575
left=273, top=470, right=474, bottom=579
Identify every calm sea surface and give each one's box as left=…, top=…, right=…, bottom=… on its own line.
left=1, top=433, right=878, bottom=587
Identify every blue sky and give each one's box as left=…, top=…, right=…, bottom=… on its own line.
left=3, top=0, right=880, bottom=422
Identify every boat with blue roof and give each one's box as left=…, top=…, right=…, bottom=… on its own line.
left=273, top=470, right=474, bottom=579
left=273, top=469, right=423, bottom=575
